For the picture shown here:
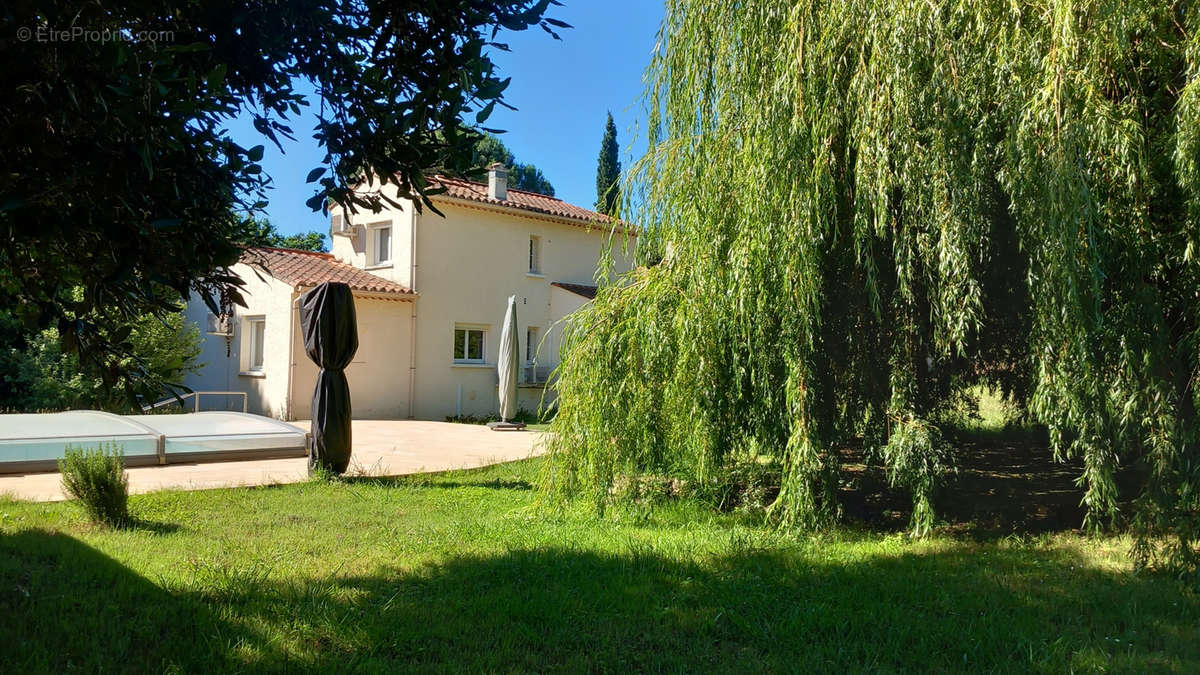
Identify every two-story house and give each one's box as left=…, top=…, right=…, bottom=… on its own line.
left=183, top=165, right=635, bottom=420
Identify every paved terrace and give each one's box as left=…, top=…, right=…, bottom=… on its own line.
left=0, top=420, right=544, bottom=502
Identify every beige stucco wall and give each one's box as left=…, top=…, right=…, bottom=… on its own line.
left=184, top=262, right=296, bottom=418
left=186, top=183, right=633, bottom=422
left=330, top=198, right=416, bottom=290
left=405, top=200, right=632, bottom=420
left=329, top=182, right=636, bottom=419
left=185, top=266, right=415, bottom=421
left=546, top=285, right=591, bottom=366
left=285, top=296, right=414, bottom=420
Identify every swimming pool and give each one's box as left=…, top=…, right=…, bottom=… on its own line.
left=0, top=411, right=309, bottom=473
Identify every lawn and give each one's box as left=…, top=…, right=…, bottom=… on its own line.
left=2, top=457, right=1197, bottom=672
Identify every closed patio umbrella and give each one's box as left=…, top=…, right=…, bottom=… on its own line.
left=492, top=294, right=522, bottom=429
left=299, top=281, right=358, bottom=473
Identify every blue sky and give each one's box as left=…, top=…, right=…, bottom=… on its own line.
left=225, top=1, right=665, bottom=238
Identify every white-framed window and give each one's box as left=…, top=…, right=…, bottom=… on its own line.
left=528, top=235, right=541, bottom=274
left=525, top=326, right=539, bottom=362
left=243, top=316, right=266, bottom=373
left=368, top=221, right=392, bottom=266
left=453, top=326, right=486, bottom=363
left=206, top=312, right=232, bottom=336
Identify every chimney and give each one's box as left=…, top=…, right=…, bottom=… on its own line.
left=487, top=162, right=508, bottom=200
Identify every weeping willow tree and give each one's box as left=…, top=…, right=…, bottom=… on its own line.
left=543, top=0, right=1200, bottom=573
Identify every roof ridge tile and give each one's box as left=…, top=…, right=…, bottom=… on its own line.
left=427, top=175, right=635, bottom=233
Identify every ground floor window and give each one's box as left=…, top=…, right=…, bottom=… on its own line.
left=454, top=326, right=486, bottom=363
left=243, top=316, right=266, bottom=373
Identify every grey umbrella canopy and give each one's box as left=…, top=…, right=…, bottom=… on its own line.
left=299, top=282, right=358, bottom=473
left=497, top=294, right=519, bottom=422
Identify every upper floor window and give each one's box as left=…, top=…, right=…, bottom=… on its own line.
left=368, top=222, right=392, bottom=267
left=529, top=235, right=541, bottom=274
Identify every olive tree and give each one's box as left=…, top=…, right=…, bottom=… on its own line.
left=0, top=0, right=566, bottom=398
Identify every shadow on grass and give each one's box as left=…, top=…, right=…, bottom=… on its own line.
left=0, top=530, right=244, bottom=672
left=127, top=517, right=182, bottom=535
left=841, top=428, right=1096, bottom=538
left=3, top=529, right=1196, bottom=671
left=341, top=460, right=536, bottom=492
left=350, top=477, right=534, bottom=492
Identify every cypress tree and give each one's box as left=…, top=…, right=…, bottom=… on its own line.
left=595, top=112, right=621, bottom=214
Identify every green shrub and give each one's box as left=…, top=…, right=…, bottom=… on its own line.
left=58, top=443, right=129, bottom=527
left=882, top=419, right=955, bottom=537
left=308, top=465, right=340, bottom=483
left=0, top=304, right=203, bottom=414
left=693, top=452, right=780, bottom=516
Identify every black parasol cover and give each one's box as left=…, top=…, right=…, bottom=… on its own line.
left=299, top=282, right=358, bottom=473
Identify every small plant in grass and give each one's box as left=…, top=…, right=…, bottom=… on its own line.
left=444, top=407, right=553, bottom=425
left=693, top=449, right=780, bottom=516
left=58, top=443, right=129, bottom=527
left=882, top=419, right=955, bottom=537
left=308, top=465, right=341, bottom=483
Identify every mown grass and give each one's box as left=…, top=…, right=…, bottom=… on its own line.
left=2, top=457, right=1197, bottom=672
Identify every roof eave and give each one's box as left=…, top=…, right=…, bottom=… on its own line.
left=429, top=194, right=637, bottom=236
left=292, top=283, right=417, bottom=301
left=550, top=282, right=600, bottom=300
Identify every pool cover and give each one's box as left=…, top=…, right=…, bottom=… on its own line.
left=0, top=411, right=308, bottom=473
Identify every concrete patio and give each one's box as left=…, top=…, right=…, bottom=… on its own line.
left=0, top=420, right=545, bottom=502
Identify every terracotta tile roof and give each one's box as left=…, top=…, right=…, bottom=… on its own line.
left=429, top=176, right=635, bottom=234
left=550, top=281, right=598, bottom=299
left=240, top=247, right=414, bottom=296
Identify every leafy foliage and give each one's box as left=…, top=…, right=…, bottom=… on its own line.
left=472, top=134, right=557, bottom=195
left=0, top=302, right=202, bottom=412
left=595, top=112, right=621, bottom=214
left=881, top=419, right=955, bottom=536
left=58, top=444, right=130, bottom=528
left=544, top=0, right=1200, bottom=575
left=239, top=217, right=328, bottom=252
left=276, top=232, right=329, bottom=253
left=0, top=0, right=565, bottom=397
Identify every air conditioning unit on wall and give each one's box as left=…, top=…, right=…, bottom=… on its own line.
left=206, top=312, right=233, bottom=336
left=331, top=213, right=358, bottom=236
